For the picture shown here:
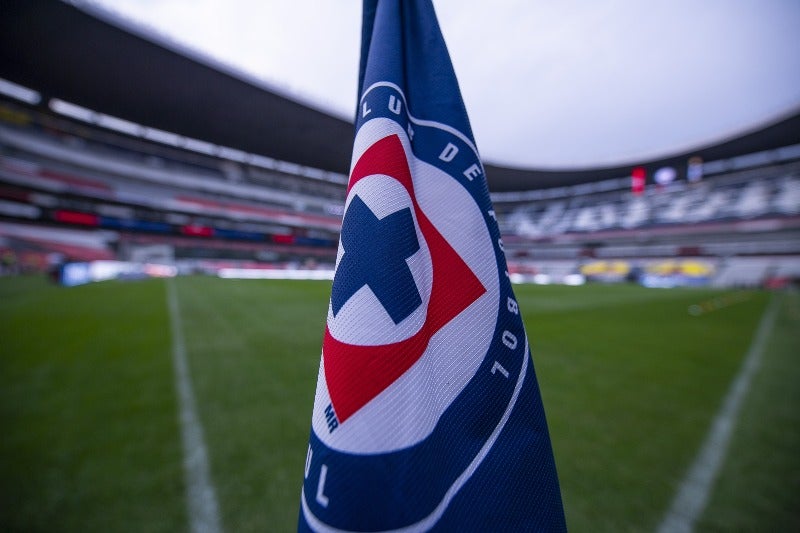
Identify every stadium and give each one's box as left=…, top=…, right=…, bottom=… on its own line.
left=1, top=1, right=798, bottom=532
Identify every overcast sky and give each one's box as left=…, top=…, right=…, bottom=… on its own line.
left=88, top=0, right=800, bottom=170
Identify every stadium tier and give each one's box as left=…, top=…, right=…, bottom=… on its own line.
left=1, top=92, right=800, bottom=285
left=0, top=98, right=345, bottom=271
left=494, top=152, right=800, bottom=287
left=496, top=165, right=800, bottom=237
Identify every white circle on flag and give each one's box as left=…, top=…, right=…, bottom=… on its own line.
left=326, top=174, right=432, bottom=345
left=313, top=119, right=500, bottom=453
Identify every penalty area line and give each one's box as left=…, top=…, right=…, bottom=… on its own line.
left=657, top=293, right=780, bottom=533
left=167, top=278, right=223, bottom=533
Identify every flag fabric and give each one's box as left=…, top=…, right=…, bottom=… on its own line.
left=298, top=1, right=566, bottom=531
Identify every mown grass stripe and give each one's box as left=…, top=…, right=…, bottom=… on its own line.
left=657, top=293, right=780, bottom=533
left=167, top=278, right=223, bottom=533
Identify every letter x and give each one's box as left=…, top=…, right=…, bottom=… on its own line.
left=331, top=195, right=421, bottom=324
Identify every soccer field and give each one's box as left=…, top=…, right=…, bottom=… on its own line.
left=1, top=275, right=798, bottom=532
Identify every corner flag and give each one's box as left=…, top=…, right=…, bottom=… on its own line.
left=299, top=1, right=566, bottom=530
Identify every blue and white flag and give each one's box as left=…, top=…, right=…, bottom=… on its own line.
left=299, top=1, right=566, bottom=531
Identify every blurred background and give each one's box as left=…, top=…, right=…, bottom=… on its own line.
left=1, top=1, right=798, bottom=531
left=0, top=0, right=798, bottom=284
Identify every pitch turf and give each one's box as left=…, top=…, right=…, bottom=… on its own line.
left=1, top=275, right=797, bottom=531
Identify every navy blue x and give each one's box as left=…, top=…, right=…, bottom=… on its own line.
left=331, top=195, right=421, bottom=324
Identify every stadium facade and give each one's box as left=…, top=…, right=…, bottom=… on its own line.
left=1, top=0, right=799, bottom=286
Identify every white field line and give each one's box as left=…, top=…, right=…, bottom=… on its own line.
left=657, top=293, right=780, bottom=533
left=167, top=278, right=223, bottom=533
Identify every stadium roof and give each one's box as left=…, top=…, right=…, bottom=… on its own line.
left=2, top=0, right=800, bottom=192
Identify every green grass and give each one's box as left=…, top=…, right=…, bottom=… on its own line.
left=520, top=285, right=772, bottom=532
left=0, top=275, right=796, bottom=532
left=0, top=276, right=185, bottom=532
left=172, top=277, right=328, bottom=531
left=696, top=290, right=800, bottom=532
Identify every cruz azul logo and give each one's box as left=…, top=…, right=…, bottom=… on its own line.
left=301, top=83, right=532, bottom=532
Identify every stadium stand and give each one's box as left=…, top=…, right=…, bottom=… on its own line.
left=494, top=152, right=800, bottom=287
left=2, top=88, right=799, bottom=286
left=496, top=161, right=800, bottom=237
left=0, top=97, right=345, bottom=270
